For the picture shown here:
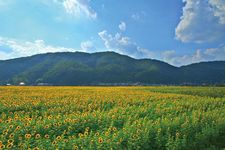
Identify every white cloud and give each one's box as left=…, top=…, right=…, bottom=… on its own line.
left=119, top=21, right=126, bottom=31
left=80, top=40, right=96, bottom=52
left=162, top=50, right=203, bottom=66
left=98, top=30, right=154, bottom=58
left=0, top=37, right=79, bottom=60
left=209, top=0, right=225, bottom=24
left=54, top=0, right=97, bottom=19
left=161, top=46, right=225, bottom=66
left=137, top=47, right=155, bottom=58
left=131, top=11, right=146, bottom=21
left=131, top=14, right=140, bottom=21
left=176, top=0, right=225, bottom=43
left=0, top=0, right=97, bottom=19
left=0, top=51, right=10, bottom=60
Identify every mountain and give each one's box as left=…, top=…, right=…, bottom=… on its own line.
left=0, top=52, right=224, bottom=85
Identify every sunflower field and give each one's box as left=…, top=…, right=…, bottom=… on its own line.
left=0, top=86, right=225, bottom=150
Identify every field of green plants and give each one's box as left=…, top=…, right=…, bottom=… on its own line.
left=0, top=86, right=225, bottom=149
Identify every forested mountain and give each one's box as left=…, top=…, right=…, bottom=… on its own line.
left=0, top=52, right=224, bottom=85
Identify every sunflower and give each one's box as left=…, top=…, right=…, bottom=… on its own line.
left=106, top=139, right=111, bottom=143
left=16, top=126, right=21, bottom=130
left=33, top=147, right=40, bottom=150
left=9, top=134, right=14, bottom=138
left=84, top=131, right=88, bottom=136
left=73, top=145, right=78, bottom=150
left=176, top=132, right=180, bottom=137
left=63, top=130, right=68, bottom=134
left=25, top=134, right=31, bottom=139
left=108, top=128, right=111, bottom=132
left=112, top=115, right=116, bottom=119
left=7, top=139, right=14, bottom=144
left=0, top=144, right=5, bottom=149
left=3, top=129, right=9, bottom=134
left=52, top=141, right=57, bottom=145
left=9, top=125, right=13, bottom=129
left=98, top=137, right=103, bottom=144
left=35, top=134, right=41, bottom=139
left=85, top=127, right=90, bottom=131
left=132, top=134, right=137, bottom=139
left=113, top=133, right=117, bottom=137
left=105, top=131, right=109, bottom=136
left=56, top=136, right=61, bottom=141
left=6, top=143, right=13, bottom=149
left=79, top=133, right=84, bottom=138
left=68, top=126, right=72, bottom=130
left=90, top=139, right=94, bottom=144
left=45, top=134, right=50, bottom=139
left=95, top=132, right=99, bottom=136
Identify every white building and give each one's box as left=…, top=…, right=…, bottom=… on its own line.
left=19, top=82, right=25, bottom=86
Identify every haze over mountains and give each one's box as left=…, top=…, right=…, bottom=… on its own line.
left=0, top=52, right=225, bottom=86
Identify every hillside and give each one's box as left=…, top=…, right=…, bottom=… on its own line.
left=0, top=52, right=224, bottom=85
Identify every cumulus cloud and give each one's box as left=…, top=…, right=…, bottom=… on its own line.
left=209, top=0, right=225, bottom=24
left=80, top=40, right=96, bottom=52
left=176, top=0, right=225, bottom=43
left=161, top=46, right=225, bottom=66
left=119, top=21, right=126, bottom=31
left=0, top=37, right=78, bottom=60
left=98, top=30, right=154, bottom=58
left=55, top=0, right=97, bottom=19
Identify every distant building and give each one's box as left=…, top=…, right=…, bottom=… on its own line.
left=37, top=83, right=51, bottom=86
left=19, top=82, right=25, bottom=86
left=6, top=83, right=11, bottom=86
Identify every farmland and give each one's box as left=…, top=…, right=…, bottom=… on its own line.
left=0, top=86, right=225, bottom=149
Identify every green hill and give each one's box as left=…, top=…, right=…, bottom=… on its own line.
left=0, top=52, right=224, bottom=85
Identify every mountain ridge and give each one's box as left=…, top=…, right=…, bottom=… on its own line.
left=0, top=51, right=225, bottom=85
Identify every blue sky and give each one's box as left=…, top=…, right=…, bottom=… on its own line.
left=0, top=0, right=225, bottom=66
